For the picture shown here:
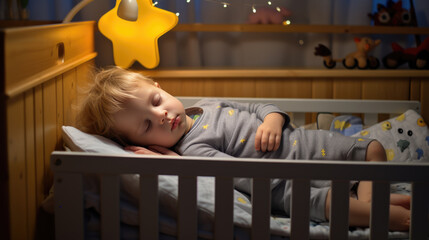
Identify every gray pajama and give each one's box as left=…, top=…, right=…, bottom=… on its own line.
left=174, top=99, right=372, bottom=222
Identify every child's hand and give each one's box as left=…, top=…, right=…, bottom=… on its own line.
left=125, top=145, right=179, bottom=156
left=255, top=113, right=285, bottom=152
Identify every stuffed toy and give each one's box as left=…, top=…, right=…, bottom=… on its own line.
left=314, top=37, right=381, bottom=69
left=382, top=37, right=429, bottom=69
left=368, top=0, right=416, bottom=26
left=247, top=6, right=291, bottom=24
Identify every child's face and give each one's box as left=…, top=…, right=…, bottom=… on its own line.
left=113, top=82, right=192, bottom=148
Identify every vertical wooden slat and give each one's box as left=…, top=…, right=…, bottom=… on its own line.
left=7, top=94, right=28, bottom=240
left=410, top=182, right=429, bottom=240
left=290, top=179, right=310, bottom=240
left=178, top=176, right=197, bottom=240
left=56, top=75, right=64, bottom=148
left=34, top=85, right=45, bottom=206
left=214, top=177, right=234, bottom=240
left=329, top=180, right=350, bottom=240
left=54, top=172, right=84, bottom=240
left=251, top=178, right=271, bottom=240
left=140, top=174, right=159, bottom=240
left=364, top=113, right=378, bottom=126
left=100, top=175, right=121, bottom=240
left=370, top=181, right=390, bottom=240
left=42, top=79, right=57, bottom=195
left=63, top=69, right=77, bottom=126
left=24, top=89, right=37, bottom=239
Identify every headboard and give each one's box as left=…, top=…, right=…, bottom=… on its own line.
left=1, top=21, right=96, bottom=240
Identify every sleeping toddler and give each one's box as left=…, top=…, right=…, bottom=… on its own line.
left=77, top=66, right=411, bottom=231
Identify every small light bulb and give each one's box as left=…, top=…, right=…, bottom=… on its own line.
left=223, top=3, right=228, bottom=8
left=298, top=39, right=304, bottom=46
left=276, top=7, right=281, bottom=12
left=267, top=1, right=272, bottom=5
left=152, top=1, right=158, bottom=6
left=186, top=0, right=191, bottom=3
left=176, top=12, right=180, bottom=16
left=252, top=6, right=256, bottom=13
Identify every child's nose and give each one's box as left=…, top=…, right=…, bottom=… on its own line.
left=159, top=110, right=168, bottom=124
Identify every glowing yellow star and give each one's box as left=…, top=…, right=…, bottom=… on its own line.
left=321, top=149, right=326, bottom=157
left=357, top=138, right=365, bottom=142
left=240, top=138, right=246, bottom=143
left=203, top=124, right=209, bottom=129
left=228, top=109, right=235, bottom=116
left=293, top=140, right=297, bottom=146
left=98, top=0, right=178, bottom=69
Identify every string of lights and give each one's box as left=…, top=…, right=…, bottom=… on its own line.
left=152, top=0, right=286, bottom=18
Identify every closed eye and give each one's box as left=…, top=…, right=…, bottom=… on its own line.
left=153, top=94, right=161, bottom=106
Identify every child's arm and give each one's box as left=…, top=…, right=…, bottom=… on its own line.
left=125, top=145, right=180, bottom=156
left=255, top=112, right=286, bottom=152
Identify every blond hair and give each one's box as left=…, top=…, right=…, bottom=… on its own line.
left=77, top=66, right=155, bottom=144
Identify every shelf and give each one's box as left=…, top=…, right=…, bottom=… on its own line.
left=172, top=24, right=429, bottom=35
left=140, top=68, right=429, bottom=78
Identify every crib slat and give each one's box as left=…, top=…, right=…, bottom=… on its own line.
left=290, top=179, right=310, bottom=240
left=251, top=178, right=271, bottom=240
left=178, top=176, right=197, bottom=240
left=364, top=113, right=378, bottom=126
left=410, top=182, right=429, bottom=240
left=329, top=180, right=350, bottom=240
left=214, top=177, right=234, bottom=240
left=139, top=175, right=158, bottom=240
left=101, top=175, right=121, bottom=240
left=370, top=181, right=390, bottom=240
left=54, top=173, right=84, bottom=240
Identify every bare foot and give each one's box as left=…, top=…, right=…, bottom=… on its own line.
left=390, top=194, right=411, bottom=210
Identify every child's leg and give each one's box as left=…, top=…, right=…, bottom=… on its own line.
left=325, top=190, right=411, bottom=231
left=356, top=140, right=387, bottom=202
left=324, top=140, right=411, bottom=230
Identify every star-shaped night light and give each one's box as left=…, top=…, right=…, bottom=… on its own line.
left=98, top=0, right=178, bottom=69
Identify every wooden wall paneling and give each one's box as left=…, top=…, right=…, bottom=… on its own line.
left=42, top=79, right=57, bottom=195
left=34, top=85, right=45, bottom=207
left=7, top=94, right=28, bottom=240
left=76, top=61, right=94, bottom=109
left=24, top=89, right=37, bottom=239
left=63, top=69, right=77, bottom=126
left=255, top=78, right=312, bottom=98
left=333, top=78, right=362, bottom=99
left=419, top=79, right=429, bottom=122
left=56, top=75, right=64, bottom=150
left=409, top=78, right=421, bottom=101
left=361, top=78, right=410, bottom=100
left=311, top=78, right=334, bottom=122
left=199, top=78, right=255, bottom=97
left=362, top=78, right=411, bottom=122
left=158, top=78, right=207, bottom=97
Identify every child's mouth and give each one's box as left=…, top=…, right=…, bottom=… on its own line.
left=171, top=116, right=180, bottom=130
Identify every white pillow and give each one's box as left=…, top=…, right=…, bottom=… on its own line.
left=62, top=126, right=131, bottom=154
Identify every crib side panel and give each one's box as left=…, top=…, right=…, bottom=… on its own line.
left=3, top=64, right=95, bottom=240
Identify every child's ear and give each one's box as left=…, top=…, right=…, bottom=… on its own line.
left=154, top=82, right=161, bottom=88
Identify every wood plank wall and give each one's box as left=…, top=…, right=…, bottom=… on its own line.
left=150, top=75, right=428, bottom=123
left=4, top=62, right=93, bottom=240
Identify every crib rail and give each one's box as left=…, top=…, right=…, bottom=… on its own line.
left=51, top=152, right=429, bottom=240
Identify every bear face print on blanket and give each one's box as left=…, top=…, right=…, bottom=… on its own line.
left=352, top=109, right=429, bottom=162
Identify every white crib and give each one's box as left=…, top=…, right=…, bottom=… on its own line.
left=51, top=98, right=429, bottom=240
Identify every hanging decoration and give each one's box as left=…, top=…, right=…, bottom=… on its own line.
left=98, top=0, right=178, bottom=69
